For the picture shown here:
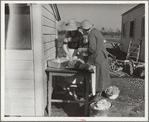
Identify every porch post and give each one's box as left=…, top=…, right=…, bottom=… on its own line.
left=31, top=4, right=44, bottom=116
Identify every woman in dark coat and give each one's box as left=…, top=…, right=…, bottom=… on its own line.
left=80, top=20, right=111, bottom=100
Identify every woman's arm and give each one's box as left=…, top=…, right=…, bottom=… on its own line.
left=63, top=38, right=71, bottom=59
left=88, top=34, right=97, bottom=56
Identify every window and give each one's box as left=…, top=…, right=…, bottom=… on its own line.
left=122, top=23, right=126, bottom=37
left=141, top=17, right=145, bottom=37
left=5, top=4, right=31, bottom=50
left=130, top=20, right=135, bottom=38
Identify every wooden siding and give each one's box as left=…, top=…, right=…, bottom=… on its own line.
left=43, top=35, right=56, bottom=43
left=5, top=50, right=35, bottom=116
left=121, top=5, right=145, bottom=61
left=4, top=4, right=59, bottom=117
left=5, top=98, right=34, bottom=108
left=5, top=61, right=33, bottom=70
left=5, top=50, right=33, bottom=60
left=5, top=80, right=34, bottom=89
left=41, top=4, right=57, bottom=111
left=5, top=89, right=34, bottom=98
left=44, top=47, right=56, bottom=60
left=43, top=26, right=56, bottom=35
left=6, top=70, right=34, bottom=80
left=42, top=4, right=56, bottom=22
left=44, top=41, right=55, bottom=52
left=5, top=107, right=34, bottom=116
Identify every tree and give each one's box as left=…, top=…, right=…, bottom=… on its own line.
left=100, top=27, right=107, bottom=35
left=116, top=28, right=121, bottom=37
left=107, top=28, right=113, bottom=37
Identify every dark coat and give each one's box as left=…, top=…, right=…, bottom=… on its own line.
left=88, top=28, right=111, bottom=92
left=65, top=30, right=84, bottom=49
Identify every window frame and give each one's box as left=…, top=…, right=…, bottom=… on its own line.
left=141, top=17, right=145, bottom=38
left=129, top=20, right=135, bottom=38
left=122, top=23, right=126, bottom=38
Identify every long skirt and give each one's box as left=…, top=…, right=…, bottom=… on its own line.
left=95, top=59, right=111, bottom=93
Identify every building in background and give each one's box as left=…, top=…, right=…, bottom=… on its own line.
left=121, top=4, right=145, bottom=62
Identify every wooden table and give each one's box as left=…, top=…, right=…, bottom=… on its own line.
left=45, top=67, right=93, bottom=116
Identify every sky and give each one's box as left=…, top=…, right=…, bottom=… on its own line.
left=57, top=4, right=138, bottom=32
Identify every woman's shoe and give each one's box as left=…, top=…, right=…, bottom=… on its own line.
left=88, top=95, right=94, bottom=103
left=93, top=92, right=102, bottom=102
left=89, top=92, right=103, bottom=103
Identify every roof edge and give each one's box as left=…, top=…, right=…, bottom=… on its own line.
left=122, top=4, right=145, bottom=16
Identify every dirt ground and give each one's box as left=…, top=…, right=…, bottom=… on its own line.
left=49, top=75, right=145, bottom=117
left=108, top=77, right=145, bottom=117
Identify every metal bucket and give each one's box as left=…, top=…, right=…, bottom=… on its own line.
left=89, top=101, right=111, bottom=117
left=90, top=108, right=108, bottom=117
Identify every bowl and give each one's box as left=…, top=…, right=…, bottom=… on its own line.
left=106, top=93, right=119, bottom=100
left=90, top=100, right=112, bottom=117
left=105, top=86, right=120, bottom=100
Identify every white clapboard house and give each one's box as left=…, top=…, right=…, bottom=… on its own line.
left=120, top=4, right=145, bottom=62
left=5, top=3, right=60, bottom=116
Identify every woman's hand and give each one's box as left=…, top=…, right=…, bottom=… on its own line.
left=78, top=48, right=83, bottom=52
left=68, top=53, right=72, bottom=59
